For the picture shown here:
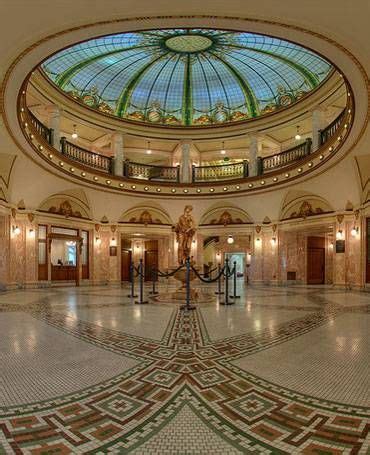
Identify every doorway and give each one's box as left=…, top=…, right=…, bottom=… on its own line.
left=225, top=252, right=245, bottom=278
left=307, top=236, right=325, bottom=284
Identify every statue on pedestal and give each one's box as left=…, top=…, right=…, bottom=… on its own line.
left=174, top=205, right=196, bottom=264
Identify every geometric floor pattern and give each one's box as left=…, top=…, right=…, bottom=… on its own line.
left=0, top=284, right=369, bottom=454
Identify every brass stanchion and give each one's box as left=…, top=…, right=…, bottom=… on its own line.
left=135, top=258, right=148, bottom=304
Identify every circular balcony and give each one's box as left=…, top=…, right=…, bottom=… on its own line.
left=19, top=90, right=353, bottom=196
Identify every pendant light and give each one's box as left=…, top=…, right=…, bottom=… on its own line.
left=71, top=124, right=78, bottom=139
left=295, top=126, right=301, bottom=141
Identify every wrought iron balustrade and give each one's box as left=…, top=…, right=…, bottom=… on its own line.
left=192, top=161, right=248, bottom=182
left=319, top=109, right=346, bottom=146
left=124, top=161, right=180, bottom=182
left=28, top=109, right=54, bottom=145
left=60, top=137, right=113, bottom=173
left=261, top=138, right=312, bottom=173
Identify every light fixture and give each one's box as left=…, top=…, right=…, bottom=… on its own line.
left=95, top=236, right=101, bottom=246
left=295, top=126, right=301, bottom=141
left=28, top=228, right=35, bottom=237
left=270, top=237, right=277, bottom=246
left=13, top=226, right=21, bottom=236
left=227, top=235, right=234, bottom=244
left=110, top=237, right=117, bottom=247
left=220, top=141, right=226, bottom=155
left=71, top=124, right=78, bottom=139
left=351, top=226, right=359, bottom=237
left=146, top=140, right=152, bottom=154
left=336, top=229, right=343, bottom=240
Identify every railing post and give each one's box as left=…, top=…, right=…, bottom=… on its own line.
left=123, top=160, right=129, bottom=178
left=181, top=257, right=195, bottom=311
left=49, top=128, right=54, bottom=147
left=215, top=263, right=224, bottom=295
left=305, top=138, right=312, bottom=155
left=257, top=156, right=263, bottom=176
left=135, top=258, right=148, bottom=304
left=149, top=266, right=159, bottom=295
left=230, top=261, right=240, bottom=299
left=220, top=259, right=234, bottom=305
left=243, top=160, right=249, bottom=178
left=191, top=165, right=195, bottom=183
left=176, top=165, right=180, bottom=183
left=60, top=136, right=66, bottom=155
left=127, top=261, right=138, bottom=298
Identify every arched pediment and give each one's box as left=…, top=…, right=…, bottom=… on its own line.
left=280, top=190, right=334, bottom=221
left=38, top=189, right=91, bottom=219
left=199, top=203, right=253, bottom=226
left=119, top=203, right=172, bottom=225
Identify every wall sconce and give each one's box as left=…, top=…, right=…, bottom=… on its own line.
left=270, top=237, right=277, bottom=246
left=329, top=241, right=334, bottom=249
left=227, top=235, right=234, bottom=244
left=110, top=237, right=117, bottom=247
left=246, top=252, right=252, bottom=265
left=12, top=226, right=21, bottom=236
left=336, top=229, right=343, bottom=240
left=255, top=237, right=261, bottom=245
left=295, top=125, right=301, bottom=141
left=351, top=226, right=359, bottom=237
left=28, top=228, right=35, bottom=238
left=95, top=236, right=101, bottom=246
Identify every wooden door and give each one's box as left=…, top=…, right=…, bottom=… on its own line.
left=144, top=240, right=158, bottom=281
left=121, top=249, right=132, bottom=281
left=366, top=219, right=370, bottom=283
left=307, top=236, right=325, bottom=284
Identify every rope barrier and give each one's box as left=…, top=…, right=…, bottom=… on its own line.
left=190, top=264, right=225, bottom=283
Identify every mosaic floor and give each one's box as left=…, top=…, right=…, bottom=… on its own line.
left=0, top=283, right=369, bottom=454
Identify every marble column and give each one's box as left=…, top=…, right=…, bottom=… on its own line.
left=311, top=107, right=326, bottom=151
left=179, top=141, right=192, bottom=183
left=46, top=105, right=61, bottom=150
left=248, top=133, right=262, bottom=177
left=112, top=132, right=125, bottom=177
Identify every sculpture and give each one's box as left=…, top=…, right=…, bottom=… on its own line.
left=174, top=205, right=196, bottom=264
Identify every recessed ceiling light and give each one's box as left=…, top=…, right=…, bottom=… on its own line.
left=273, top=177, right=278, bottom=182
left=59, top=161, right=64, bottom=167
left=81, top=172, right=86, bottom=177
left=236, top=185, right=241, bottom=190
left=106, top=180, right=111, bottom=184
left=298, top=168, right=302, bottom=173
left=119, top=182, right=124, bottom=187
left=260, top=180, right=265, bottom=185
left=223, top=187, right=228, bottom=191
left=171, top=188, right=176, bottom=193
left=93, top=176, right=98, bottom=181
left=209, top=188, right=215, bottom=192
left=248, top=183, right=253, bottom=188
left=156, top=188, right=161, bottom=192
left=131, top=185, right=136, bottom=189
left=285, top=173, right=290, bottom=178
left=183, top=189, right=189, bottom=193
left=308, top=162, right=313, bottom=167
left=70, top=167, right=75, bottom=172
left=196, top=188, right=201, bottom=193
left=144, top=186, right=149, bottom=191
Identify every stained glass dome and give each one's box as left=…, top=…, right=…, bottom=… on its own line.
left=41, top=29, right=334, bottom=127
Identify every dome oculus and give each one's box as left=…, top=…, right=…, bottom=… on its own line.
left=41, top=28, right=334, bottom=127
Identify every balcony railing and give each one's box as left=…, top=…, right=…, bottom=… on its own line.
left=28, top=110, right=54, bottom=145
left=124, top=161, right=180, bottom=182
left=319, top=109, right=346, bottom=146
left=192, top=161, right=248, bottom=182
left=25, top=106, right=348, bottom=185
left=60, top=137, right=113, bottom=174
left=261, top=138, right=312, bottom=173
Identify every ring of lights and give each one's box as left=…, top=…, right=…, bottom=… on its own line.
left=2, top=16, right=368, bottom=199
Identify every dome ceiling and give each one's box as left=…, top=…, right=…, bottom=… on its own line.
left=41, top=29, right=334, bottom=127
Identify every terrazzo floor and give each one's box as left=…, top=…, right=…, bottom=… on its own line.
left=0, top=283, right=369, bottom=454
